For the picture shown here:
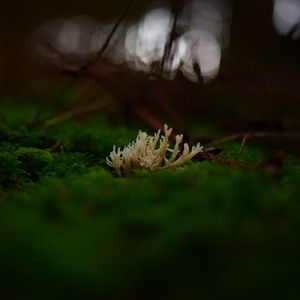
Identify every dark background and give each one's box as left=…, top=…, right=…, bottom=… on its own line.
left=0, top=0, right=300, bottom=131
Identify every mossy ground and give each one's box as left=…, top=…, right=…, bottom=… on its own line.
left=1, top=101, right=300, bottom=299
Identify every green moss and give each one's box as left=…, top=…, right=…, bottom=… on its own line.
left=16, top=147, right=53, bottom=179
left=0, top=147, right=25, bottom=189
left=1, top=101, right=300, bottom=299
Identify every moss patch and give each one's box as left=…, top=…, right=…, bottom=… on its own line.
left=1, top=102, right=300, bottom=299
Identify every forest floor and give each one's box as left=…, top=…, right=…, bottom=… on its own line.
left=1, top=98, right=300, bottom=299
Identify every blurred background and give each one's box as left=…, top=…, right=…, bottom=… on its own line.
left=0, top=0, right=300, bottom=131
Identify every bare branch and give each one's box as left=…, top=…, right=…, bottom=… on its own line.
left=159, top=0, right=184, bottom=76
left=86, top=0, right=135, bottom=70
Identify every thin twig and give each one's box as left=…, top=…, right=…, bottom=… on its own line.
left=86, top=0, right=135, bottom=70
left=49, top=140, right=63, bottom=152
left=206, top=131, right=300, bottom=147
left=43, top=101, right=110, bottom=127
left=193, top=63, right=204, bottom=85
left=159, top=0, right=182, bottom=76
left=236, top=134, right=249, bottom=159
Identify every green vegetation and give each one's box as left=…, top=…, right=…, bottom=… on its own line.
left=1, top=102, right=300, bottom=299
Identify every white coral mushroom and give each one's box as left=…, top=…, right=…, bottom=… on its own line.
left=106, top=124, right=203, bottom=176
